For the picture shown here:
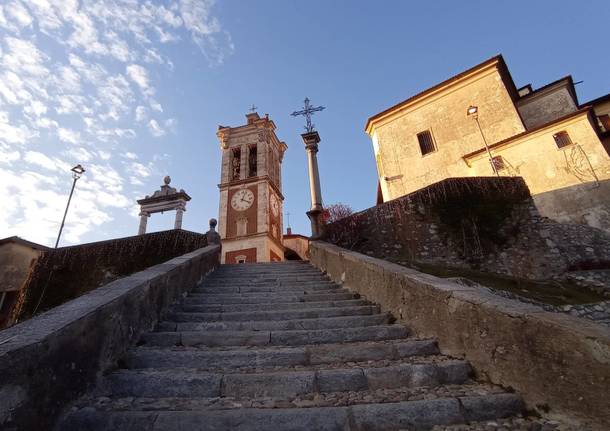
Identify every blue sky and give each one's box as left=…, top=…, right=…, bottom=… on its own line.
left=1, top=0, right=609, bottom=246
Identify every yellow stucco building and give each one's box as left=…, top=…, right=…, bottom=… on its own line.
left=366, top=55, right=610, bottom=232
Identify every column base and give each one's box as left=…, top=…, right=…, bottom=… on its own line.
left=306, top=208, right=325, bottom=240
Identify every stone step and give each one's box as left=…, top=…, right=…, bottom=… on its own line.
left=187, top=291, right=358, bottom=304
left=190, top=287, right=347, bottom=297
left=60, top=394, right=523, bottom=431
left=141, top=325, right=410, bottom=348
left=201, top=280, right=336, bottom=289
left=104, top=359, right=470, bottom=399
left=180, top=299, right=369, bottom=312
left=168, top=305, right=380, bottom=323
left=197, top=284, right=340, bottom=294
left=209, top=271, right=325, bottom=279
left=157, top=313, right=390, bottom=332
left=126, top=338, right=439, bottom=370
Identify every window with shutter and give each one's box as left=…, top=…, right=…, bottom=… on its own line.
left=417, top=130, right=436, bottom=156
left=553, top=131, right=573, bottom=149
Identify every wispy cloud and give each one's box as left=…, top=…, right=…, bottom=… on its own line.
left=0, top=0, right=232, bottom=245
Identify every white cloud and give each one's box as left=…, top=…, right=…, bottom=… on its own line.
left=0, top=111, right=38, bottom=144
left=148, top=119, right=165, bottom=137
left=58, top=127, right=81, bottom=144
left=135, top=105, right=147, bottom=122
left=126, top=64, right=153, bottom=96
left=24, top=150, right=69, bottom=171
left=4, top=1, right=33, bottom=28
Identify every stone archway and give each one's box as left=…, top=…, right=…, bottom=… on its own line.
left=136, top=176, right=191, bottom=234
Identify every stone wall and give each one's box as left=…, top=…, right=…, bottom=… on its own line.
left=309, top=241, right=610, bottom=430
left=0, top=244, right=220, bottom=431
left=323, top=177, right=610, bottom=281
left=9, top=229, right=209, bottom=327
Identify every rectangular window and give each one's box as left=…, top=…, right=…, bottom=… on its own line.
left=491, top=156, right=505, bottom=171
left=417, top=130, right=436, bottom=156
left=598, top=114, right=610, bottom=132
left=553, top=131, right=573, bottom=149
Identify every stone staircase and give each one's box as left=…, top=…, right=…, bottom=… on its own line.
left=59, top=261, right=525, bottom=431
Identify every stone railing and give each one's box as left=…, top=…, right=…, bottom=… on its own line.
left=0, top=244, right=220, bottom=431
left=310, top=241, right=610, bottom=430
left=10, top=229, right=209, bottom=326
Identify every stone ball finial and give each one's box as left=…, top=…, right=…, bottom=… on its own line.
left=209, top=218, right=217, bottom=229
left=163, top=175, right=171, bottom=185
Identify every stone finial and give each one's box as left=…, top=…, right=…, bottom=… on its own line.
left=163, top=175, right=171, bottom=185
left=206, top=218, right=221, bottom=245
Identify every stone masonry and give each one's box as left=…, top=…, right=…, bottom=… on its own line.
left=58, top=262, right=537, bottom=431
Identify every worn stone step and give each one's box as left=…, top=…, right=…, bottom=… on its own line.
left=187, top=291, right=358, bottom=305
left=60, top=394, right=523, bottom=431
left=190, top=287, right=347, bottom=298
left=198, top=284, right=340, bottom=294
left=210, top=273, right=323, bottom=278
left=157, top=313, right=390, bottom=332
left=180, top=299, right=369, bottom=313
left=104, top=359, right=470, bottom=399
left=126, top=339, right=439, bottom=370
left=141, top=325, right=409, bottom=348
left=205, top=275, right=331, bottom=283
left=168, top=305, right=380, bottom=323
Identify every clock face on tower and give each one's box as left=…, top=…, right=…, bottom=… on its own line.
left=270, top=193, right=279, bottom=217
left=231, top=189, right=254, bottom=211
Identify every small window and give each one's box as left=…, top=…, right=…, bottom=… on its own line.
left=491, top=156, right=505, bottom=171
left=553, top=131, right=573, bottom=149
left=417, top=130, right=436, bottom=156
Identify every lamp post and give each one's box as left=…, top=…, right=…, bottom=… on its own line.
left=54, top=164, right=85, bottom=248
left=467, top=105, right=499, bottom=176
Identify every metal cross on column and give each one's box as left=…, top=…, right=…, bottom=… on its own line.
left=291, top=97, right=325, bottom=133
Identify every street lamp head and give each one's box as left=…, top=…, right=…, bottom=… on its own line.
left=467, top=105, right=479, bottom=118
left=71, top=164, right=85, bottom=178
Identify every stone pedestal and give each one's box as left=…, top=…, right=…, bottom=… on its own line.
left=306, top=209, right=325, bottom=239
left=302, top=131, right=325, bottom=237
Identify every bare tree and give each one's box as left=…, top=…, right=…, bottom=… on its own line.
left=323, top=203, right=354, bottom=224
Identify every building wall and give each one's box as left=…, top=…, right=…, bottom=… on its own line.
left=283, top=235, right=309, bottom=260
left=516, top=84, right=578, bottom=129
left=371, top=66, right=525, bottom=201
left=592, top=99, right=610, bottom=132
left=225, top=247, right=257, bottom=264
left=0, top=243, right=41, bottom=293
left=0, top=243, right=44, bottom=328
left=468, top=112, right=610, bottom=231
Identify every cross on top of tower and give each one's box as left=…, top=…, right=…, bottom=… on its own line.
left=291, top=97, right=325, bottom=133
left=249, top=104, right=258, bottom=113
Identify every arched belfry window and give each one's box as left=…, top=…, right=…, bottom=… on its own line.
left=248, top=145, right=257, bottom=177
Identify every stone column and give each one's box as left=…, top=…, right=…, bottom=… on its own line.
left=301, top=131, right=325, bottom=239
left=240, top=144, right=248, bottom=180
left=138, top=211, right=149, bottom=235
left=174, top=205, right=185, bottom=230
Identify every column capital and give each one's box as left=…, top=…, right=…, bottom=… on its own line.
left=301, top=130, right=320, bottom=146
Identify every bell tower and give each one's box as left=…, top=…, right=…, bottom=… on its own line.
left=217, top=112, right=287, bottom=263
